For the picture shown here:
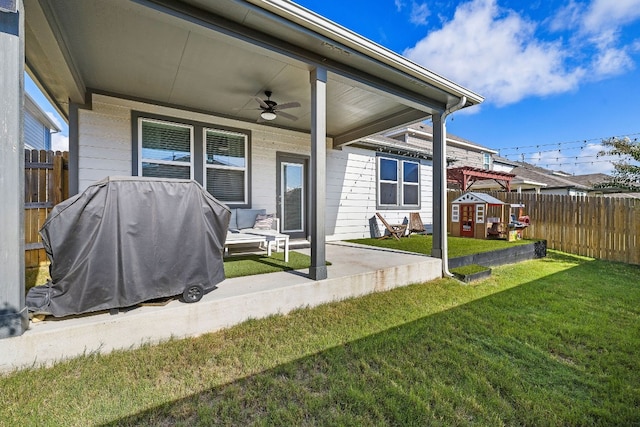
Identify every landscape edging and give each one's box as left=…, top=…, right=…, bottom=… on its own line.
left=449, top=240, right=547, bottom=269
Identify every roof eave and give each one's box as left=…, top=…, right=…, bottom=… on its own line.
left=249, top=0, right=484, bottom=106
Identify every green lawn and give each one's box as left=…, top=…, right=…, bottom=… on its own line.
left=4, top=251, right=639, bottom=426
left=348, top=234, right=532, bottom=258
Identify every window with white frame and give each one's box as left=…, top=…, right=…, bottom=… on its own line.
left=205, top=128, right=248, bottom=204
left=377, top=156, right=420, bottom=209
left=139, top=119, right=193, bottom=179
left=483, top=153, right=491, bottom=170
left=135, top=113, right=252, bottom=207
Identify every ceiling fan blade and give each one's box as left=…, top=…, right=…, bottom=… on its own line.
left=275, top=101, right=301, bottom=110
left=255, top=97, right=269, bottom=110
left=277, top=111, right=298, bottom=121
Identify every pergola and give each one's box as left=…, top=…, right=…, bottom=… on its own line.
left=448, top=166, right=515, bottom=192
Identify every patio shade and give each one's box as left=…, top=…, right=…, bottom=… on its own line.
left=26, top=177, right=230, bottom=317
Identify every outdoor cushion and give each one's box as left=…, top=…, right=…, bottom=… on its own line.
left=253, top=213, right=275, bottom=230
left=236, top=208, right=266, bottom=229
left=229, top=209, right=238, bottom=230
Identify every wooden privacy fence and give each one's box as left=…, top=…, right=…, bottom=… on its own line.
left=448, top=191, right=640, bottom=265
left=24, top=149, right=69, bottom=268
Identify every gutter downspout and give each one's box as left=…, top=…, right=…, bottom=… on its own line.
left=437, top=95, right=466, bottom=277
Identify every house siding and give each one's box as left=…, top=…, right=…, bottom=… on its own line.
left=24, top=109, right=51, bottom=150
left=78, top=94, right=433, bottom=241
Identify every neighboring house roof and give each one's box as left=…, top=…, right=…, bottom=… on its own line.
left=562, top=173, right=611, bottom=188
left=353, top=134, right=433, bottom=159
left=24, top=0, right=482, bottom=148
left=385, top=123, right=498, bottom=154
left=492, top=155, right=519, bottom=168
left=510, top=163, right=591, bottom=190
left=25, top=93, right=61, bottom=133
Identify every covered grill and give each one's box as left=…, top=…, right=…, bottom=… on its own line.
left=26, top=177, right=230, bottom=317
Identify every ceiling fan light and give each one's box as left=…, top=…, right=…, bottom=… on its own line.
left=260, top=111, right=277, bottom=121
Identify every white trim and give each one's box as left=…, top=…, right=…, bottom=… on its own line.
left=377, top=156, right=421, bottom=209
left=203, top=127, right=249, bottom=205
left=280, top=161, right=305, bottom=233
left=475, top=205, right=485, bottom=224
left=451, top=204, right=459, bottom=223
left=252, top=0, right=484, bottom=105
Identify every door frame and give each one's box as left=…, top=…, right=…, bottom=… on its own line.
left=276, top=152, right=310, bottom=240
left=460, top=203, right=475, bottom=237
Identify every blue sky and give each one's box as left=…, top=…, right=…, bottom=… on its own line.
left=28, top=0, right=640, bottom=175
left=293, top=0, right=640, bottom=175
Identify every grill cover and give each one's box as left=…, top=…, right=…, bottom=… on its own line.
left=26, top=177, right=230, bottom=317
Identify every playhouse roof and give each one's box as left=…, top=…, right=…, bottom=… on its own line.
left=451, top=192, right=506, bottom=206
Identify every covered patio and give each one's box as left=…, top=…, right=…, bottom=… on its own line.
left=0, top=242, right=441, bottom=372
left=1, top=0, right=482, bottom=339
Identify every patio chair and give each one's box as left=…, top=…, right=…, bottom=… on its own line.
left=376, top=212, right=407, bottom=240
left=408, top=212, right=425, bottom=234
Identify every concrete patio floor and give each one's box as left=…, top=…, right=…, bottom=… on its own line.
left=0, top=242, right=441, bottom=373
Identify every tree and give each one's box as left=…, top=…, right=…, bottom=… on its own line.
left=597, top=137, right=640, bottom=191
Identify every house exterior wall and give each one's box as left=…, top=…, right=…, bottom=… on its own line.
left=77, top=94, right=434, bottom=241
left=24, top=109, right=51, bottom=150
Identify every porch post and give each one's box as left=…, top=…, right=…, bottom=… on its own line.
left=0, top=1, right=29, bottom=338
left=309, top=67, right=327, bottom=280
left=431, top=111, right=446, bottom=259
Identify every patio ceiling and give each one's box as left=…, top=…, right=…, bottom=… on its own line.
left=24, top=0, right=483, bottom=146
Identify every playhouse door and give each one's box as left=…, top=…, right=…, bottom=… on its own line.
left=460, top=204, right=474, bottom=237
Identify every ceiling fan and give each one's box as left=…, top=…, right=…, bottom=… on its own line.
left=254, top=91, right=300, bottom=122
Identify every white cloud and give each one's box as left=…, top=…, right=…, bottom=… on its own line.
left=51, top=132, right=69, bottom=152
left=410, top=3, right=430, bottom=25
left=394, top=0, right=405, bottom=12
left=591, top=45, right=634, bottom=77
left=404, top=0, right=640, bottom=107
left=582, top=0, right=640, bottom=32
left=46, top=112, right=69, bottom=151
left=404, top=0, right=585, bottom=106
left=549, top=0, right=584, bottom=32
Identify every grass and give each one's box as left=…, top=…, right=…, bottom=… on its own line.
left=450, top=263, right=490, bottom=276
left=224, top=251, right=321, bottom=278
left=348, top=234, right=532, bottom=258
left=3, top=250, right=640, bottom=426
left=26, top=251, right=317, bottom=289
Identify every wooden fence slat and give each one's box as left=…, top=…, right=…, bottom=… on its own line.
left=23, top=149, right=69, bottom=268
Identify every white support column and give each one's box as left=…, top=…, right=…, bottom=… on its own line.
left=0, top=1, right=29, bottom=338
left=309, top=67, right=327, bottom=280
left=431, top=112, right=446, bottom=259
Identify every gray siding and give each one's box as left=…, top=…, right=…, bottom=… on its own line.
left=24, top=109, right=50, bottom=150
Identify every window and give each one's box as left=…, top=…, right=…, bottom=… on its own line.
left=483, top=153, right=491, bottom=170
left=205, top=128, right=248, bottom=204
left=139, top=119, right=193, bottom=179
left=135, top=113, right=252, bottom=207
left=377, top=156, right=420, bottom=209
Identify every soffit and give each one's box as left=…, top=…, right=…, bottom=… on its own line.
left=24, top=0, right=479, bottom=142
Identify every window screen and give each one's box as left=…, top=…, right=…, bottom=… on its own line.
left=205, top=129, right=247, bottom=204
left=140, top=119, right=193, bottom=179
